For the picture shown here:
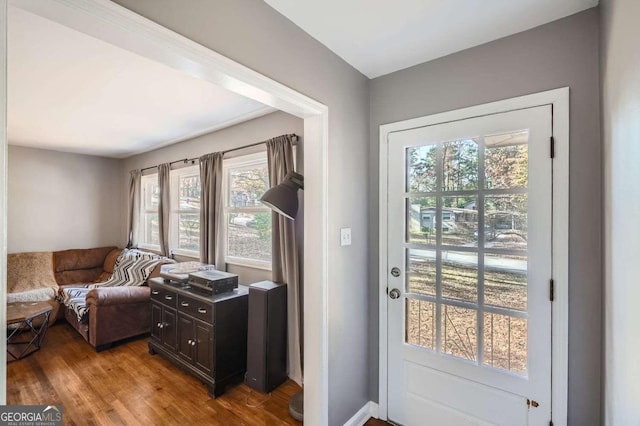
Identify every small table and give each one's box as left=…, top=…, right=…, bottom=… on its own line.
left=6, top=301, right=52, bottom=361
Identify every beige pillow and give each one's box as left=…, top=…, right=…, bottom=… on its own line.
left=7, top=252, right=57, bottom=293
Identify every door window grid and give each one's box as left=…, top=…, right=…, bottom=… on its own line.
left=404, top=132, right=529, bottom=376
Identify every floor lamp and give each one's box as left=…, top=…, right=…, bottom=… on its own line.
left=260, top=171, right=304, bottom=421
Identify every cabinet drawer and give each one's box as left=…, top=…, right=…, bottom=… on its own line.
left=178, top=294, right=214, bottom=323
left=150, top=285, right=177, bottom=308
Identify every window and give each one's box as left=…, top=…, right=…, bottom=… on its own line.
left=170, top=165, right=201, bottom=256
left=223, top=152, right=272, bottom=269
left=140, top=173, right=160, bottom=250
left=139, top=166, right=201, bottom=256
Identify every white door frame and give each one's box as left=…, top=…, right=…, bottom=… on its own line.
left=0, top=1, right=330, bottom=423
left=378, top=88, right=569, bottom=425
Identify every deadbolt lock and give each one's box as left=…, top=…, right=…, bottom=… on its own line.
left=390, top=267, right=401, bottom=277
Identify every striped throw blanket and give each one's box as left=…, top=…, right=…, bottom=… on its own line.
left=61, top=249, right=173, bottom=322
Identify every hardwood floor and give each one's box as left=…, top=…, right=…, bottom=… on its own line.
left=8, top=323, right=302, bottom=425
left=8, top=322, right=392, bottom=425
left=364, top=420, right=389, bottom=426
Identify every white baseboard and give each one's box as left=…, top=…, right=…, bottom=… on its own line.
left=344, top=401, right=380, bottom=426
left=369, top=402, right=379, bottom=419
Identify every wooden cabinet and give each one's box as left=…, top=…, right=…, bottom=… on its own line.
left=150, top=298, right=177, bottom=352
left=148, top=278, right=248, bottom=398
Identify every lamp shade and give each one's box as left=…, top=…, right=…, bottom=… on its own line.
left=260, top=171, right=304, bottom=220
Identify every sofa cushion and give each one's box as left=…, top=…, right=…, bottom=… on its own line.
left=94, top=248, right=122, bottom=282
left=53, top=246, right=117, bottom=285
left=103, top=248, right=122, bottom=274
left=7, top=252, right=57, bottom=293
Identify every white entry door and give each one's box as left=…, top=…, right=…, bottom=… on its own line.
left=386, top=105, right=553, bottom=425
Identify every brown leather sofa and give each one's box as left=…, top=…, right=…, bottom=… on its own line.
left=7, top=246, right=167, bottom=351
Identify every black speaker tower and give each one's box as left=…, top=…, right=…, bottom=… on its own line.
left=245, top=281, right=288, bottom=393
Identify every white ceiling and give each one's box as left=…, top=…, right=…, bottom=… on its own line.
left=265, top=0, right=598, bottom=78
left=8, top=7, right=274, bottom=158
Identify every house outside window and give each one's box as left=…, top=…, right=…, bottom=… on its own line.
left=223, top=152, right=272, bottom=270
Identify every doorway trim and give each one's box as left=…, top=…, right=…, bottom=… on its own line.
left=378, top=88, right=569, bottom=424
left=1, top=0, right=330, bottom=422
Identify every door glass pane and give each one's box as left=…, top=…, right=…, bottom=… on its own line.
left=484, top=131, right=528, bottom=189
left=441, top=196, right=477, bottom=247
left=442, top=250, right=477, bottom=303
left=484, top=253, right=527, bottom=311
left=485, top=195, right=528, bottom=249
left=442, top=139, right=479, bottom=191
left=406, top=298, right=436, bottom=351
left=483, top=313, right=527, bottom=376
left=407, top=145, right=437, bottom=192
left=442, top=304, right=477, bottom=361
left=406, top=249, right=436, bottom=296
left=406, top=197, right=436, bottom=244
left=401, top=128, right=534, bottom=372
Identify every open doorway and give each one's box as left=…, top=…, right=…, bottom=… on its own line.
left=0, top=0, right=329, bottom=422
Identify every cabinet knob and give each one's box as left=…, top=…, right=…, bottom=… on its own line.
left=181, top=301, right=189, bottom=307
left=198, top=308, right=207, bottom=314
left=187, top=339, right=192, bottom=345
left=191, top=340, right=197, bottom=346
left=157, top=322, right=164, bottom=329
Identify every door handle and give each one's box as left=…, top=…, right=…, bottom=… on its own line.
left=198, top=308, right=207, bottom=314
left=389, top=288, right=401, bottom=299
left=165, top=295, right=173, bottom=300
left=181, top=301, right=189, bottom=307
left=152, top=290, right=159, bottom=295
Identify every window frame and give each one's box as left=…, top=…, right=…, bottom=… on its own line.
left=139, top=172, right=161, bottom=252
left=170, top=164, right=201, bottom=258
left=222, top=151, right=273, bottom=271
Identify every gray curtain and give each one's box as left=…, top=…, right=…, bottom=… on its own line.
left=267, top=135, right=302, bottom=385
left=127, top=169, right=142, bottom=248
left=157, top=163, right=171, bottom=257
left=199, top=152, right=225, bottom=269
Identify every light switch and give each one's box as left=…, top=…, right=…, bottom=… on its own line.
left=340, top=228, right=352, bottom=246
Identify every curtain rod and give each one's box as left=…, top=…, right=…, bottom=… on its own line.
left=140, top=133, right=298, bottom=173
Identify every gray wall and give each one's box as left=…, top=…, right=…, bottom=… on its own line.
left=7, top=145, right=123, bottom=253
left=600, top=1, right=640, bottom=424
left=122, top=111, right=304, bottom=284
left=369, top=8, right=601, bottom=425
left=112, top=1, right=371, bottom=424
